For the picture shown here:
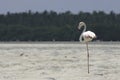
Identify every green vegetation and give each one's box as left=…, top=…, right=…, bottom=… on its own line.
left=0, top=10, right=120, bottom=41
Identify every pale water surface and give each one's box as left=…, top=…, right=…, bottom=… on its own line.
left=0, top=42, right=120, bottom=80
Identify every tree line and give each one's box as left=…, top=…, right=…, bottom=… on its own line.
left=0, top=10, right=120, bottom=41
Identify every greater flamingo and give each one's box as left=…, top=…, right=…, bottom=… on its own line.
left=78, top=22, right=96, bottom=73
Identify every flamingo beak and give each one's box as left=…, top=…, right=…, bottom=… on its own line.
left=78, top=24, right=82, bottom=30
left=78, top=26, right=81, bottom=30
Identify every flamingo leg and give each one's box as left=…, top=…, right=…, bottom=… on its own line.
left=86, top=42, right=90, bottom=74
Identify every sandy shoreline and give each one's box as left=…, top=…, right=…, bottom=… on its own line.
left=0, top=42, right=120, bottom=80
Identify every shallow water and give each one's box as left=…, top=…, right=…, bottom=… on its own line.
left=0, top=42, right=120, bottom=80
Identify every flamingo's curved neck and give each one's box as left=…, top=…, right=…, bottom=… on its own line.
left=79, top=24, right=86, bottom=42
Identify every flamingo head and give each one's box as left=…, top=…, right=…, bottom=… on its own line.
left=78, top=22, right=86, bottom=30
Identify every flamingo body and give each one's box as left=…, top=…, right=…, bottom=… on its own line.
left=81, top=31, right=96, bottom=42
